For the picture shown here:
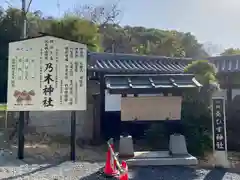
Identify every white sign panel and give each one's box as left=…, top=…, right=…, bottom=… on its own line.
left=7, top=36, right=87, bottom=111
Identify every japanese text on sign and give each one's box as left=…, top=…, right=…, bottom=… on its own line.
left=212, top=98, right=226, bottom=151
left=7, top=36, right=87, bottom=111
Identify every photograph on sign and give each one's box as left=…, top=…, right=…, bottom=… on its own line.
left=7, top=36, right=87, bottom=111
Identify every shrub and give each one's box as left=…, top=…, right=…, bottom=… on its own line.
left=181, top=100, right=212, bottom=156
left=144, top=123, right=169, bottom=150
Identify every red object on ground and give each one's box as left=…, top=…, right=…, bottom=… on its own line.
left=118, top=161, right=129, bottom=180
left=103, top=143, right=119, bottom=176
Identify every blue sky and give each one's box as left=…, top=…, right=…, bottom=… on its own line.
left=2, top=0, right=240, bottom=50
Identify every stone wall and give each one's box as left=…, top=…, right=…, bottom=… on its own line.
left=28, top=108, right=92, bottom=139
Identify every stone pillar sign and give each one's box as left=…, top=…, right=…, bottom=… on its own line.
left=212, top=97, right=229, bottom=168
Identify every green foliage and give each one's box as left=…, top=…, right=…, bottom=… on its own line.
left=181, top=101, right=212, bottom=156
left=144, top=123, right=169, bottom=150
left=102, top=25, right=208, bottom=57
left=45, top=15, right=101, bottom=52
left=184, top=60, right=217, bottom=84
left=184, top=60, right=218, bottom=106
left=221, top=48, right=240, bottom=55
left=181, top=60, right=219, bottom=156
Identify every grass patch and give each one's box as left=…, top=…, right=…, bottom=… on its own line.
left=0, top=104, right=6, bottom=111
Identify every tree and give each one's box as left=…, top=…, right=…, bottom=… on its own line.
left=69, top=1, right=122, bottom=32
left=45, top=15, right=101, bottom=51
left=0, top=6, right=211, bottom=101
left=184, top=60, right=218, bottom=107
left=221, top=48, right=240, bottom=55
left=0, top=7, right=103, bottom=102
left=184, top=60, right=217, bottom=85
left=182, top=60, right=219, bottom=155
left=67, top=1, right=122, bottom=52
left=0, top=8, right=24, bottom=102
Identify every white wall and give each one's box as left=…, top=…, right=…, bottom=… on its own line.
left=105, top=91, right=121, bottom=111
left=212, top=89, right=240, bottom=100
left=104, top=90, right=162, bottom=111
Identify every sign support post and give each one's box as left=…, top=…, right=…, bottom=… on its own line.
left=17, top=0, right=27, bottom=160
left=70, top=111, right=76, bottom=161
left=18, top=111, right=25, bottom=159
left=212, top=97, right=229, bottom=168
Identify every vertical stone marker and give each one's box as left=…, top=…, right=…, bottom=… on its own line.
left=212, top=97, right=230, bottom=168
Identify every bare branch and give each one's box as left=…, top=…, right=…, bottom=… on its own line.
left=26, top=0, right=33, bottom=13
left=4, top=0, right=13, bottom=8
left=71, top=1, right=122, bottom=31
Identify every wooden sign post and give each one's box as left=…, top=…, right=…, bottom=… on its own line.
left=212, top=97, right=229, bottom=168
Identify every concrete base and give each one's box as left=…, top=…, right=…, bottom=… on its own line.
left=122, top=151, right=198, bottom=166
left=169, top=134, right=188, bottom=155
left=119, top=135, right=134, bottom=158
left=213, top=151, right=230, bottom=168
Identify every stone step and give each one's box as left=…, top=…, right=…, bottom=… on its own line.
left=133, top=151, right=170, bottom=159
left=125, top=155, right=198, bottom=166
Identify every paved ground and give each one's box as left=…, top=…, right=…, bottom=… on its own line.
left=0, top=153, right=240, bottom=180
left=82, top=166, right=240, bottom=180
left=0, top=139, right=239, bottom=180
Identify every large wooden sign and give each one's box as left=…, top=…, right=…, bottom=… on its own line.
left=7, top=36, right=87, bottom=111
left=121, top=96, right=182, bottom=121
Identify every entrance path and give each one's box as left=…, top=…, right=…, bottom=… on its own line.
left=0, top=150, right=239, bottom=180
left=0, top=154, right=239, bottom=180
left=82, top=166, right=240, bottom=180
left=0, top=153, right=104, bottom=180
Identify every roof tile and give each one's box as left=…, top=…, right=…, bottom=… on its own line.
left=88, top=52, right=240, bottom=73
left=105, top=74, right=201, bottom=91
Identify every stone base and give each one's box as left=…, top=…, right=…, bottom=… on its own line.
left=117, top=134, right=198, bottom=166
left=118, top=135, right=134, bottom=158
left=169, top=134, right=188, bottom=155
left=213, top=151, right=230, bottom=168
left=123, top=151, right=198, bottom=166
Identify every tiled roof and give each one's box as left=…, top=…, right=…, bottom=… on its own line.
left=105, top=74, right=202, bottom=90
left=88, top=52, right=191, bottom=73
left=207, top=55, right=240, bottom=73
left=88, top=52, right=240, bottom=74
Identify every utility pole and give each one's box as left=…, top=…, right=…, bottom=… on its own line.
left=21, top=0, right=27, bottom=38
left=18, top=0, right=28, bottom=160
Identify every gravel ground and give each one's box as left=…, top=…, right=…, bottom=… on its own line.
left=0, top=138, right=239, bottom=180
left=0, top=156, right=240, bottom=180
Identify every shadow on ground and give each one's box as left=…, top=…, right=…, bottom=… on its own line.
left=203, top=168, right=227, bottom=180
left=0, top=162, right=65, bottom=180
left=80, top=166, right=238, bottom=180
left=0, top=153, right=68, bottom=180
